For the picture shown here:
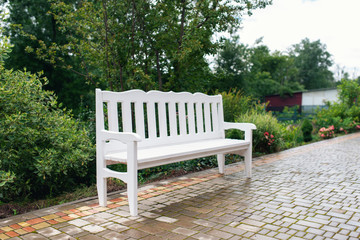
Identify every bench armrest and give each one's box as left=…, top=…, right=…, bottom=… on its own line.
left=223, top=122, right=256, bottom=141
left=100, top=130, right=141, bottom=143
left=223, top=122, right=256, bottom=131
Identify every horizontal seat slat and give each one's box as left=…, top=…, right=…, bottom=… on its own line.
left=105, top=138, right=250, bottom=166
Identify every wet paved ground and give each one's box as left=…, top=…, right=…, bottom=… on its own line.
left=1, top=132, right=360, bottom=240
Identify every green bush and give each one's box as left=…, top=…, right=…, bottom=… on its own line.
left=0, top=69, right=95, bottom=202
left=234, top=107, right=300, bottom=154
left=338, top=78, right=360, bottom=108
left=301, top=119, right=313, bottom=142
left=217, top=89, right=253, bottom=122
left=314, top=79, right=360, bottom=134
left=314, top=102, right=360, bottom=134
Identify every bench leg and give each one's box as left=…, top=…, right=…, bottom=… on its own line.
left=127, top=142, right=138, bottom=216
left=97, top=175, right=107, bottom=206
left=217, top=154, right=225, bottom=174
left=244, top=148, right=252, bottom=178
left=127, top=176, right=138, bottom=216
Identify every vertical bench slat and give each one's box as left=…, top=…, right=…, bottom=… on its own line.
left=158, top=101, right=168, bottom=138
left=168, top=102, right=177, bottom=137
left=122, top=101, right=132, bottom=133
left=211, top=102, right=219, bottom=133
left=187, top=102, right=196, bottom=135
left=196, top=102, right=204, bottom=133
left=135, top=101, right=145, bottom=139
left=147, top=101, right=157, bottom=139
left=178, top=102, right=187, bottom=135
left=204, top=102, right=211, bottom=133
left=108, top=101, right=119, bottom=132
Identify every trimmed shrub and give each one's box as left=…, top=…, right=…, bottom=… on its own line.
left=314, top=79, right=360, bottom=134
left=314, top=102, right=360, bottom=134
left=0, top=69, right=95, bottom=202
left=217, top=89, right=253, bottom=122
left=234, top=106, right=299, bottom=154
left=301, top=119, right=313, bottom=142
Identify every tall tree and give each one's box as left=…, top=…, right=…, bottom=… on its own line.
left=290, top=38, right=335, bottom=90
left=248, top=46, right=302, bottom=97
left=1, top=0, right=90, bottom=110
left=214, top=37, right=251, bottom=92
left=215, top=38, right=303, bottom=99
left=29, top=0, right=272, bottom=92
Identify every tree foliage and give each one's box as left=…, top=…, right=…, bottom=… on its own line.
left=0, top=21, right=94, bottom=201
left=22, top=0, right=271, bottom=92
left=290, top=38, right=335, bottom=90
left=0, top=67, right=95, bottom=201
left=338, top=78, right=360, bottom=108
left=214, top=39, right=304, bottom=99
left=1, top=0, right=91, bottom=110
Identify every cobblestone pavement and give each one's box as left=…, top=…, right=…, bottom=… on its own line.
left=1, top=133, right=360, bottom=240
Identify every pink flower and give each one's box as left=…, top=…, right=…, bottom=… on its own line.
left=340, top=127, right=344, bottom=131
left=357, top=125, right=360, bottom=129
left=264, top=132, right=269, bottom=136
left=270, top=134, right=274, bottom=138
left=329, top=125, right=335, bottom=131
left=319, top=127, right=326, bottom=132
left=321, top=134, right=325, bottom=137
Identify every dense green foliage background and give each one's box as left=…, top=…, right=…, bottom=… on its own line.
left=0, top=67, right=95, bottom=202
left=1, top=0, right=338, bottom=112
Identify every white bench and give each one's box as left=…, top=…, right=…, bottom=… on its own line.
left=96, top=89, right=256, bottom=216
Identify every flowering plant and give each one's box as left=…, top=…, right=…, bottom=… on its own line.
left=355, top=121, right=360, bottom=130
left=264, top=132, right=275, bottom=146
left=339, top=127, right=348, bottom=134
left=339, top=121, right=360, bottom=134
left=319, top=125, right=335, bottom=139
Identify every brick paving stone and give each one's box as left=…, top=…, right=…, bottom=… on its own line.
left=296, top=220, right=322, bottom=228
left=206, top=229, right=233, bottom=239
left=78, top=235, right=104, bottom=240
left=59, top=225, right=83, bottom=235
left=193, top=219, right=216, bottom=228
left=289, top=237, right=304, bottom=240
left=49, top=233, right=76, bottom=240
left=105, top=223, right=129, bottom=232
left=68, top=219, right=91, bottom=227
left=192, top=232, right=220, bottom=240
left=122, top=229, right=148, bottom=238
left=21, top=233, right=48, bottom=239
left=81, top=224, right=106, bottom=234
left=172, top=227, right=198, bottom=236
left=307, top=227, right=325, bottom=235
left=332, top=233, right=351, bottom=240
left=252, top=234, right=278, bottom=240
left=155, top=216, right=178, bottom=223
left=322, top=231, right=335, bottom=238
left=36, top=227, right=61, bottom=237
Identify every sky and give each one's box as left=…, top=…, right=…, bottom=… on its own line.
left=238, top=0, right=360, bottom=79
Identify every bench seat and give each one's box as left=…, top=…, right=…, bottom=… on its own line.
left=105, top=138, right=250, bottom=169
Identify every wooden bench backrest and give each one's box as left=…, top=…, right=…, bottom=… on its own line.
left=96, top=89, right=225, bottom=152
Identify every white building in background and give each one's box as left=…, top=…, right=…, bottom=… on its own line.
left=301, top=88, right=339, bottom=113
